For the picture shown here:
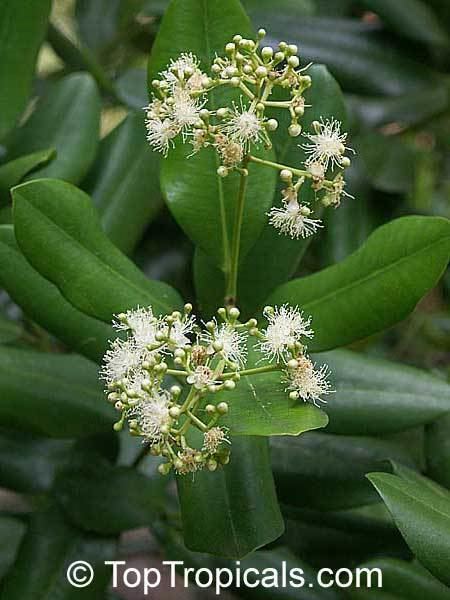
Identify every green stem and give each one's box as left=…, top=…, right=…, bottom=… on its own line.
left=225, top=163, right=249, bottom=305
left=248, top=154, right=310, bottom=178
left=228, top=364, right=281, bottom=378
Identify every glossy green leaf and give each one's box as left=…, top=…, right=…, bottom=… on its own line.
left=55, top=460, right=165, bottom=535
left=221, top=376, right=328, bottom=436
left=177, top=436, right=284, bottom=558
left=350, top=558, right=449, bottom=600
left=368, top=465, right=450, bottom=586
left=0, top=429, right=73, bottom=494
left=360, top=0, right=448, bottom=45
left=267, top=216, right=450, bottom=352
left=12, top=179, right=183, bottom=321
left=0, top=0, right=51, bottom=140
left=0, top=347, right=114, bottom=438
left=152, top=0, right=276, bottom=271
left=220, top=338, right=328, bottom=436
left=0, top=149, right=56, bottom=207
left=0, top=517, right=26, bottom=581
left=266, top=17, right=439, bottom=96
left=426, top=414, right=450, bottom=490
left=0, top=225, right=112, bottom=362
left=0, top=505, right=116, bottom=600
left=83, top=111, right=163, bottom=254
left=271, top=432, right=416, bottom=511
left=115, top=67, right=148, bottom=109
left=194, top=65, right=347, bottom=315
left=316, top=350, right=450, bottom=435
left=6, top=74, right=101, bottom=184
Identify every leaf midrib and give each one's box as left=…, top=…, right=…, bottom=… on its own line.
left=17, top=194, right=174, bottom=314
left=296, top=234, right=450, bottom=311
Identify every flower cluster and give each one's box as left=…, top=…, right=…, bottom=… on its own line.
left=145, top=29, right=353, bottom=241
left=101, top=303, right=333, bottom=475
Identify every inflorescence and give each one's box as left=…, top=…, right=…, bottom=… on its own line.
left=102, top=304, right=333, bottom=476
left=145, top=28, right=353, bottom=241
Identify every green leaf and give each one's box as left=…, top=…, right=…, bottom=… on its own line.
left=0, top=429, right=73, bottom=494
left=152, top=0, right=276, bottom=271
left=12, top=178, right=183, bottom=321
left=221, top=376, right=328, bottom=436
left=194, top=65, right=347, bottom=315
left=54, top=460, right=165, bottom=535
left=426, top=414, right=450, bottom=490
left=267, top=216, right=450, bottom=352
left=177, top=436, right=284, bottom=558
left=271, top=432, right=416, bottom=511
left=0, top=505, right=116, bottom=599
left=6, top=74, right=101, bottom=184
left=0, top=516, right=26, bottom=581
left=267, top=17, right=440, bottom=96
left=360, top=0, right=449, bottom=46
left=368, top=466, right=450, bottom=586
left=219, top=339, right=329, bottom=436
left=0, top=347, right=114, bottom=438
left=83, top=111, right=163, bottom=254
left=0, top=0, right=52, bottom=140
left=0, top=225, right=113, bottom=362
left=0, top=149, right=56, bottom=207
left=350, top=558, right=450, bottom=600
left=316, top=350, right=450, bottom=434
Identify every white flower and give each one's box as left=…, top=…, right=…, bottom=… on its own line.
left=201, top=321, right=247, bottom=367
left=175, top=447, right=203, bottom=474
left=268, top=188, right=323, bottom=240
left=128, top=389, right=171, bottom=442
left=203, top=427, right=229, bottom=454
left=101, top=338, right=142, bottom=384
left=171, top=88, right=204, bottom=131
left=268, top=199, right=323, bottom=240
left=285, top=356, right=333, bottom=406
left=162, top=53, right=205, bottom=92
left=302, top=118, right=350, bottom=171
left=114, top=307, right=159, bottom=350
left=220, top=102, right=264, bottom=149
left=258, top=305, right=314, bottom=362
left=165, top=315, right=195, bottom=348
left=187, top=365, right=218, bottom=389
left=145, top=117, right=179, bottom=155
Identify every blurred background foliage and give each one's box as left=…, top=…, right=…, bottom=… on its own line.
left=0, top=1, right=449, bottom=598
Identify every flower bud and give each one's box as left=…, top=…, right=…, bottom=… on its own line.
left=224, top=380, right=236, bottom=391
left=288, top=44, right=298, bottom=55
left=288, top=123, right=302, bottom=137
left=169, top=406, right=181, bottom=418
left=280, top=169, right=293, bottom=182
left=288, top=56, right=300, bottom=68
left=266, top=118, right=279, bottom=132
left=225, top=42, right=236, bottom=54
left=261, top=46, right=274, bottom=61
left=217, top=402, right=229, bottom=415
left=258, top=28, right=267, bottom=38
left=255, top=66, right=268, bottom=78
left=217, top=166, right=229, bottom=177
